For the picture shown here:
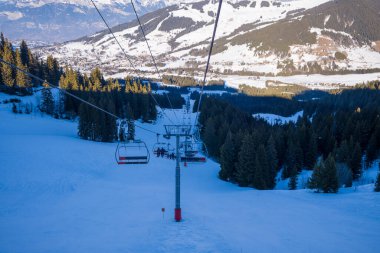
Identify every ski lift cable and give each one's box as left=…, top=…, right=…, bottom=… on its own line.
left=194, top=0, right=223, bottom=127
left=129, top=0, right=180, bottom=124
left=0, top=57, right=161, bottom=135
left=88, top=0, right=175, bottom=125
left=89, top=0, right=137, bottom=73
left=88, top=42, right=173, bottom=126
left=130, top=0, right=161, bottom=79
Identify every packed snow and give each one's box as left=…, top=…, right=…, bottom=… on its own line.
left=221, top=72, right=380, bottom=90
left=253, top=111, right=304, bottom=125
left=0, top=93, right=380, bottom=253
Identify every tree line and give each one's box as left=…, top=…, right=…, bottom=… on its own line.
left=198, top=86, right=380, bottom=192
left=0, top=33, right=61, bottom=95
left=57, top=67, right=159, bottom=142
left=0, top=34, right=174, bottom=143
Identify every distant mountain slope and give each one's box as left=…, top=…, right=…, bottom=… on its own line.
left=35, top=0, right=380, bottom=77
left=0, top=0, right=195, bottom=43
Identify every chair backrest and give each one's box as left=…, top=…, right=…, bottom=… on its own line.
left=115, top=140, right=150, bottom=165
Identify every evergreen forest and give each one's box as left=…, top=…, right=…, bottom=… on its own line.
left=197, top=84, right=380, bottom=191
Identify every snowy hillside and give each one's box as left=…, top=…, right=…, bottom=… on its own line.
left=253, top=110, right=304, bottom=125
left=34, top=0, right=380, bottom=80
left=1, top=92, right=380, bottom=253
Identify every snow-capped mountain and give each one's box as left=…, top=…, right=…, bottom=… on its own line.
left=0, top=0, right=195, bottom=43
left=35, top=0, right=380, bottom=77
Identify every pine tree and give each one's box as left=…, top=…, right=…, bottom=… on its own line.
left=132, top=80, right=139, bottom=93
left=0, top=32, right=5, bottom=53
left=105, top=99, right=117, bottom=142
left=266, top=135, right=278, bottom=188
left=321, top=155, right=339, bottom=193
left=375, top=172, right=380, bottom=192
left=304, top=132, right=317, bottom=169
left=19, top=40, right=30, bottom=66
left=288, top=166, right=298, bottom=190
left=46, top=55, right=60, bottom=85
left=253, top=145, right=269, bottom=190
left=219, top=132, right=236, bottom=181
left=90, top=67, right=103, bottom=91
left=15, top=49, right=31, bottom=92
left=40, top=88, right=55, bottom=115
left=78, top=103, right=90, bottom=139
left=141, top=94, right=150, bottom=122
left=349, top=142, right=362, bottom=180
left=336, top=140, right=350, bottom=163
left=308, top=162, right=323, bottom=192
left=203, top=117, right=218, bottom=157
left=283, top=139, right=303, bottom=178
left=1, top=41, right=15, bottom=88
left=148, top=96, right=157, bottom=120
left=97, top=98, right=108, bottom=142
left=365, top=135, right=377, bottom=168
left=235, top=134, right=255, bottom=187
left=27, top=48, right=37, bottom=81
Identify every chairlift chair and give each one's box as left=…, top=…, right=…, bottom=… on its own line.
left=115, top=140, right=150, bottom=165
left=180, top=139, right=207, bottom=163
left=180, top=140, right=198, bottom=157
left=153, top=142, right=171, bottom=156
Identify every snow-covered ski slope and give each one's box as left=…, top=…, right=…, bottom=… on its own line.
left=0, top=93, right=380, bottom=253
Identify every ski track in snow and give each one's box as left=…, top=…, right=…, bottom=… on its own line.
left=0, top=93, right=380, bottom=253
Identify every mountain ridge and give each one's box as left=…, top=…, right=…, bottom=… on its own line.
left=34, top=0, right=380, bottom=78
left=0, top=0, right=195, bottom=43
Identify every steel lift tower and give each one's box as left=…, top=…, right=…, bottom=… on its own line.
left=164, top=125, right=192, bottom=222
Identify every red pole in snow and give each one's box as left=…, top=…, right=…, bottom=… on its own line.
left=175, top=134, right=181, bottom=222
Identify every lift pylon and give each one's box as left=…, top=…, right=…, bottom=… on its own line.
left=164, top=124, right=192, bottom=222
